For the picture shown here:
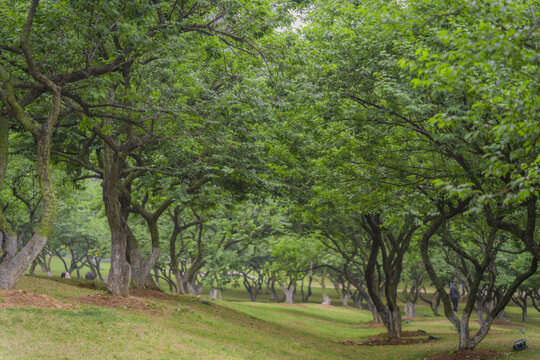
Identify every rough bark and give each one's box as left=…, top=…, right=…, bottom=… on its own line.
left=174, top=271, right=188, bottom=295
left=0, top=78, right=59, bottom=289
left=128, top=195, right=171, bottom=289
left=362, top=214, right=417, bottom=339
left=102, top=142, right=130, bottom=296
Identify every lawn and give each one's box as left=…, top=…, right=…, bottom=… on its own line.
left=0, top=276, right=537, bottom=360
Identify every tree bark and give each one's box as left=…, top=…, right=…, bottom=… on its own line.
left=319, top=269, right=332, bottom=305
left=102, top=142, right=130, bottom=296
left=0, top=107, right=58, bottom=288
left=209, top=286, right=221, bottom=300
left=281, top=283, right=296, bottom=304
left=174, top=271, right=188, bottom=295
left=128, top=196, right=171, bottom=289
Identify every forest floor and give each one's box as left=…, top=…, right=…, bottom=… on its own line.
left=0, top=276, right=538, bottom=360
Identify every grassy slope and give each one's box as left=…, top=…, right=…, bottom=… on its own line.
left=2, top=276, right=538, bottom=360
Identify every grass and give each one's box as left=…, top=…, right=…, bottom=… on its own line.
left=30, top=256, right=111, bottom=280
left=0, top=276, right=537, bottom=360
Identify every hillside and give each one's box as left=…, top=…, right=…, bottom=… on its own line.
left=0, top=276, right=537, bottom=360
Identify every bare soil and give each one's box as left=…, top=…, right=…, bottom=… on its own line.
left=71, top=293, right=164, bottom=315
left=423, top=350, right=506, bottom=360
left=337, top=331, right=435, bottom=346
left=0, top=289, right=72, bottom=309
left=492, top=319, right=521, bottom=327
left=359, top=321, right=387, bottom=329
left=130, top=288, right=173, bottom=301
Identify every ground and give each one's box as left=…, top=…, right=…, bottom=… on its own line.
left=0, top=276, right=538, bottom=360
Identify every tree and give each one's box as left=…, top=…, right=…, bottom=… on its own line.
left=0, top=0, right=62, bottom=289
left=290, top=0, right=538, bottom=348
left=49, top=180, right=110, bottom=280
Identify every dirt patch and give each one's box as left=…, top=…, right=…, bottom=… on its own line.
left=277, top=303, right=309, bottom=308
left=492, top=319, right=520, bottom=327
left=0, top=289, right=72, bottom=309
left=72, top=294, right=164, bottom=315
left=360, top=321, right=387, bottom=329
left=314, top=304, right=336, bottom=309
left=336, top=331, right=436, bottom=346
left=130, top=289, right=173, bottom=301
left=423, top=350, right=506, bottom=360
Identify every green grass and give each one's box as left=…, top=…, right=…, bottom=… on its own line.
left=30, top=256, right=111, bottom=280
left=0, top=276, right=538, bottom=360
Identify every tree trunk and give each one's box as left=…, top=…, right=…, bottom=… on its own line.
left=282, top=283, right=295, bottom=304
left=322, top=293, right=332, bottom=305
left=457, top=313, right=473, bottom=350
left=128, top=205, right=167, bottom=289
left=187, top=281, right=202, bottom=296
left=0, top=117, right=58, bottom=289
left=404, top=302, right=416, bottom=317
left=28, top=260, right=38, bottom=276
left=382, top=308, right=402, bottom=339
left=95, top=259, right=105, bottom=282
left=362, top=294, right=382, bottom=323
left=320, top=269, right=332, bottom=305
left=268, top=278, right=278, bottom=302
left=102, top=144, right=130, bottom=296
left=475, top=303, right=484, bottom=325
left=209, top=286, right=221, bottom=300
left=174, top=271, right=188, bottom=295
left=153, top=267, right=160, bottom=287
left=128, top=232, right=161, bottom=289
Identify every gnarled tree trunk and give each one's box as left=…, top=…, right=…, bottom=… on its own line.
left=102, top=142, right=131, bottom=296
left=0, top=77, right=60, bottom=289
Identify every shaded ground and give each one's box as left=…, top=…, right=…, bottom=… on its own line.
left=0, top=289, right=72, bottom=309
left=492, top=319, right=521, bottom=328
left=337, top=331, right=436, bottom=346
left=71, top=293, right=165, bottom=315
left=424, top=350, right=506, bottom=360
left=130, top=288, right=175, bottom=301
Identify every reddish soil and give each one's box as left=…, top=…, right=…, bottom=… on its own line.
left=72, top=293, right=165, bottom=315
left=492, top=319, right=520, bottom=327
left=337, top=331, right=435, bottom=346
left=359, top=321, right=386, bottom=329
left=0, top=289, right=72, bottom=309
left=130, top=289, right=173, bottom=301
left=423, top=350, right=506, bottom=360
